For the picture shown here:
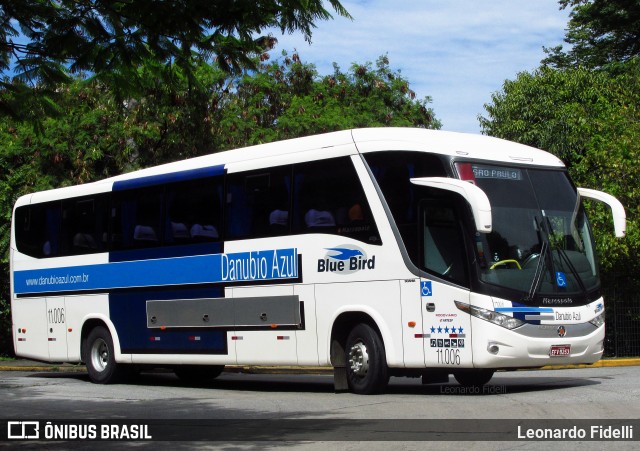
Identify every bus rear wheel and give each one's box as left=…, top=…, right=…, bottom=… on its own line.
left=345, top=323, right=389, bottom=394
left=174, top=365, right=225, bottom=384
left=83, top=325, right=128, bottom=384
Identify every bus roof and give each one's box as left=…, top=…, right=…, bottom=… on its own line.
left=351, top=128, right=564, bottom=167
left=107, top=128, right=564, bottom=182
left=19, top=128, right=565, bottom=205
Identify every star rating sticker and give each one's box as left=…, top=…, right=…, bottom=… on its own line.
left=458, top=326, right=464, bottom=334
left=430, top=326, right=436, bottom=334
left=437, top=326, right=443, bottom=334
left=444, top=326, right=450, bottom=333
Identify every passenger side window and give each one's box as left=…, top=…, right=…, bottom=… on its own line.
left=15, top=202, right=61, bottom=258
left=225, top=166, right=292, bottom=240
left=111, top=187, right=163, bottom=250
left=293, top=157, right=380, bottom=244
left=165, top=177, right=223, bottom=244
left=62, top=196, right=109, bottom=255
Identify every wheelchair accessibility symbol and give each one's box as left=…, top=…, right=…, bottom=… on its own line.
left=556, top=271, right=567, bottom=288
left=421, top=281, right=433, bottom=297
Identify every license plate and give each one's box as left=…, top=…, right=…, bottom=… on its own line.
left=549, top=344, right=571, bottom=357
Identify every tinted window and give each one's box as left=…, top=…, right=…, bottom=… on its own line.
left=166, top=177, right=223, bottom=244
left=15, top=202, right=61, bottom=258
left=225, top=157, right=380, bottom=244
left=364, top=151, right=447, bottom=259
left=111, top=187, right=163, bottom=250
left=421, top=201, right=468, bottom=286
left=226, top=166, right=292, bottom=240
left=293, top=157, right=380, bottom=244
left=61, top=196, right=109, bottom=255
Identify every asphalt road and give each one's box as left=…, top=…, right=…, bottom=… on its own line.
left=1, top=366, right=639, bottom=449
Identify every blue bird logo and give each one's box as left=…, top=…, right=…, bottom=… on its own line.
left=325, top=247, right=363, bottom=260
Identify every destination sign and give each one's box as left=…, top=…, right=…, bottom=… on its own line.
left=472, top=165, right=522, bottom=181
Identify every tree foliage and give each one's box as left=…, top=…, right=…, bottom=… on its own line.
left=0, top=0, right=351, bottom=121
left=216, top=53, right=439, bottom=149
left=0, top=53, right=438, bottom=189
left=0, top=53, right=439, bottom=355
left=543, top=0, right=640, bottom=69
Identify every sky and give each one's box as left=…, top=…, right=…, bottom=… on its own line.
left=268, top=0, right=571, bottom=134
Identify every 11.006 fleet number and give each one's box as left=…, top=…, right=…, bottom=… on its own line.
left=436, top=348, right=460, bottom=365
left=47, top=308, right=65, bottom=324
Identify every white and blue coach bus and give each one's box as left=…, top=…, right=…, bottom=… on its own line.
left=10, top=128, right=625, bottom=394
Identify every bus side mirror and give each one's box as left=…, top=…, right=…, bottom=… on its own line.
left=577, top=187, right=626, bottom=238
left=410, top=177, right=492, bottom=234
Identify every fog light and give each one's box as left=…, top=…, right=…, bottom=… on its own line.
left=488, top=343, right=499, bottom=355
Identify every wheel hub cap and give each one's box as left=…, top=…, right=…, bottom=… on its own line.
left=91, top=338, right=108, bottom=373
left=348, top=341, right=369, bottom=377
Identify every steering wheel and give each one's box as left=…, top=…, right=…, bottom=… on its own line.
left=489, top=259, right=522, bottom=270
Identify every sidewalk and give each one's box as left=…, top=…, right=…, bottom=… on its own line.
left=1, top=357, right=639, bottom=374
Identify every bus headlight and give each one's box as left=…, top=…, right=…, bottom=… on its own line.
left=589, top=312, right=605, bottom=328
left=455, top=301, right=526, bottom=330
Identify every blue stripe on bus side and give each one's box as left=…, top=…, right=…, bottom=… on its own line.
left=112, top=164, right=225, bottom=191
left=13, top=248, right=299, bottom=295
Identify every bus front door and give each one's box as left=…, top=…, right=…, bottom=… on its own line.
left=419, top=199, right=472, bottom=369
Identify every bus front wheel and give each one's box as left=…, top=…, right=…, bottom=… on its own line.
left=83, top=325, right=128, bottom=384
left=345, top=323, right=389, bottom=394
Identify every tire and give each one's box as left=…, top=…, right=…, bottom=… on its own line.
left=345, top=323, right=389, bottom=394
left=454, top=369, right=495, bottom=387
left=82, top=325, right=128, bottom=384
left=174, top=365, right=225, bottom=384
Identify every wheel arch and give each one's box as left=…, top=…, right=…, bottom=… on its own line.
left=329, top=310, right=387, bottom=368
left=80, top=315, right=128, bottom=363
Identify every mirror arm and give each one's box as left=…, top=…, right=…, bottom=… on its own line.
left=411, top=177, right=492, bottom=233
left=577, top=188, right=626, bottom=238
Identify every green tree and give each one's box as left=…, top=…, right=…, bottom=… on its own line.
left=543, top=0, right=640, bottom=69
left=1, top=0, right=351, bottom=120
left=215, top=53, right=439, bottom=149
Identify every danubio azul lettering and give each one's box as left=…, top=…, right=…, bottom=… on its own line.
left=221, top=249, right=298, bottom=282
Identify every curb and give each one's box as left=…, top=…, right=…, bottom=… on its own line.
left=540, top=357, right=640, bottom=370
left=0, top=364, right=87, bottom=373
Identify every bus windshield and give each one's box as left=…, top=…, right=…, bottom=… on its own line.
left=456, top=163, right=599, bottom=304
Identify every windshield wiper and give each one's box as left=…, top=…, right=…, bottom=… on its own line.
left=544, top=216, right=587, bottom=294
left=525, top=216, right=551, bottom=302
left=526, top=240, right=548, bottom=302
left=556, top=247, right=587, bottom=292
